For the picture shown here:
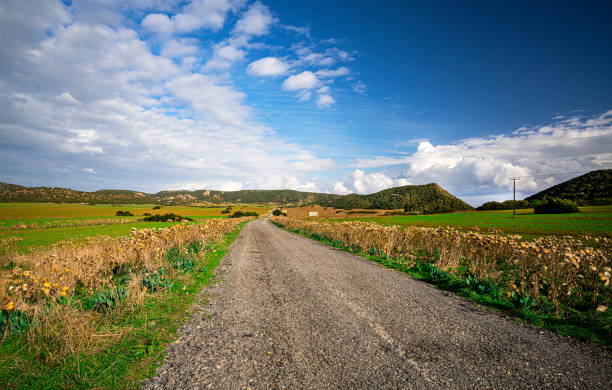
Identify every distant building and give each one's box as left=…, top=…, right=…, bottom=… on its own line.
left=308, top=211, right=318, bottom=217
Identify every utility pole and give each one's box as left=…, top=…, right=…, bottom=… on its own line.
left=510, top=177, right=520, bottom=217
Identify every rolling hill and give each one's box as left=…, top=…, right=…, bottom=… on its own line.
left=0, top=182, right=340, bottom=205
left=525, top=169, right=612, bottom=205
left=331, top=183, right=474, bottom=212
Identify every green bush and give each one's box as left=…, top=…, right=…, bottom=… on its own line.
left=116, top=210, right=134, bottom=216
left=220, top=207, right=232, bottom=214
left=272, top=209, right=282, bottom=216
left=153, top=205, right=162, bottom=210
left=534, top=198, right=580, bottom=214
left=229, top=211, right=258, bottom=218
left=143, top=213, right=193, bottom=222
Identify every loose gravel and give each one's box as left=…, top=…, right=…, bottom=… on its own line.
left=143, top=218, right=611, bottom=389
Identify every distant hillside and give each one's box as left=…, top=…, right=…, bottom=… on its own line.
left=0, top=182, right=340, bottom=205
left=331, top=183, right=474, bottom=212
left=525, top=170, right=612, bottom=205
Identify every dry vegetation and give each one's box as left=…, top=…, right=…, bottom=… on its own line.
left=272, top=217, right=611, bottom=315
left=0, top=217, right=250, bottom=361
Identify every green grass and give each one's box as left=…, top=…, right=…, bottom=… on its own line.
left=0, top=222, right=174, bottom=253
left=330, top=205, right=612, bottom=238
left=0, top=203, right=270, bottom=220
left=0, top=217, right=227, bottom=253
left=272, top=220, right=611, bottom=346
left=0, top=221, right=248, bottom=389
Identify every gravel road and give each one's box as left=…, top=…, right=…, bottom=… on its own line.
left=143, top=218, right=611, bottom=389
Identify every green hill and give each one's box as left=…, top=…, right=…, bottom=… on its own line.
left=331, top=183, right=474, bottom=212
left=0, top=182, right=340, bottom=205
left=525, top=169, right=612, bottom=205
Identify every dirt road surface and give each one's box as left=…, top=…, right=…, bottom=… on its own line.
left=143, top=218, right=611, bottom=389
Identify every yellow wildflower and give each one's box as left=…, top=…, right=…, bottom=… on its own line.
left=4, top=300, right=15, bottom=311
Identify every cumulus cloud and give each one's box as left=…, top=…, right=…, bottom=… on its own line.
left=160, top=38, right=199, bottom=58
left=246, top=57, right=289, bottom=76
left=232, top=1, right=276, bottom=36
left=282, top=71, right=319, bottom=90
left=351, top=111, right=612, bottom=201
left=316, top=94, right=335, bottom=108
left=341, top=170, right=409, bottom=194
left=203, top=2, right=276, bottom=71
left=333, top=181, right=350, bottom=195
left=142, top=0, right=241, bottom=34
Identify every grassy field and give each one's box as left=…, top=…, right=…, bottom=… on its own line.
left=0, top=203, right=271, bottom=252
left=0, top=221, right=198, bottom=253
left=0, top=203, right=270, bottom=221
left=327, top=206, right=612, bottom=238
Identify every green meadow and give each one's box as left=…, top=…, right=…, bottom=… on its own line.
left=0, top=203, right=271, bottom=252
left=329, top=206, right=612, bottom=238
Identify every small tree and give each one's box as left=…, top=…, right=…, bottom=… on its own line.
left=534, top=198, right=579, bottom=214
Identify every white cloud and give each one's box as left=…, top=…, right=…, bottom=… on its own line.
left=160, top=38, right=198, bottom=58
left=84, top=168, right=96, bottom=174
left=351, top=169, right=406, bottom=194
left=247, top=57, right=289, bottom=76
left=281, top=24, right=310, bottom=37
left=57, top=92, right=80, bottom=104
left=315, top=66, right=349, bottom=78
left=166, top=73, right=250, bottom=127
left=282, top=71, right=319, bottom=90
left=333, top=181, right=350, bottom=195
left=316, top=94, right=335, bottom=108
left=352, top=110, right=612, bottom=200
left=232, top=1, right=276, bottom=36
left=297, top=90, right=311, bottom=101
left=352, top=81, right=366, bottom=94
left=292, top=43, right=354, bottom=67
left=0, top=2, right=337, bottom=193
left=142, top=0, right=241, bottom=35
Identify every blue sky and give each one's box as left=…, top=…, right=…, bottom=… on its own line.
left=1, top=1, right=611, bottom=205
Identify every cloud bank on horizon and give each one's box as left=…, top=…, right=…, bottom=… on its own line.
left=0, top=1, right=611, bottom=206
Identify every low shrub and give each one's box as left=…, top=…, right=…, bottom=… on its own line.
left=229, top=211, right=258, bottom=218
left=534, top=198, right=580, bottom=214
left=153, top=205, right=162, bottom=210
left=221, top=207, right=232, bottom=214
left=115, top=210, right=133, bottom=216
left=143, top=213, right=192, bottom=222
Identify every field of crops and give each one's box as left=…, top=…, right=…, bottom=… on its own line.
left=324, top=206, right=612, bottom=238
left=272, top=216, right=611, bottom=343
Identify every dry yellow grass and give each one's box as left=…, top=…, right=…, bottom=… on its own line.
left=273, top=217, right=611, bottom=312
left=0, top=217, right=251, bottom=359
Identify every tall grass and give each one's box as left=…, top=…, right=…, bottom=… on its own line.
left=0, top=217, right=251, bottom=362
left=272, top=217, right=611, bottom=315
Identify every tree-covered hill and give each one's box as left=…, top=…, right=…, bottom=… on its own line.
left=331, top=183, right=473, bottom=212
left=0, top=182, right=340, bottom=205
left=525, top=170, right=612, bottom=205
